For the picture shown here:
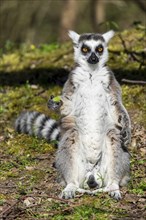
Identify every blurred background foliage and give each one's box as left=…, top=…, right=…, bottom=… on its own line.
left=0, top=0, right=146, bottom=47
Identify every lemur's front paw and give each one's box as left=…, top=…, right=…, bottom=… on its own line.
left=60, top=184, right=77, bottom=199
left=47, top=95, right=62, bottom=111
left=116, top=114, right=131, bottom=147
left=107, top=183, right=122, bottom=200
left=120, top=128, right=131, bottom=147
left=109, top=190, right=122, bottom=200
left=61, top=189, right=75, bottom=199
left=118, top=114, right=129, bottom=128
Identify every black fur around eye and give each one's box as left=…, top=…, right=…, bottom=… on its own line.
left=81, top=45, right=90, bottom=54
left=96, top=45, right=104, bottom=53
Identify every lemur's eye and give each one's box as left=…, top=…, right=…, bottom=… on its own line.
left=96, top=45, right=103, bottom=53
left=81, top=45, right=90, bottom=53
left=82, top=47, right=88, bottom=53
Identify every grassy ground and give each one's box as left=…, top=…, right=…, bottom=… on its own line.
left=0, top=28, right=146, bottom=219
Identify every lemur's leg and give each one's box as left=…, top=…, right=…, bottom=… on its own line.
left=108, top=95, right=131, bottom=148
left=56, top=119, right=85, bottom=199
left=114, top=106, right=131, bottom=148
left=107, top=75, right=131, bottom=148
left=100, top=128, right=130, bottom=200
left=80, top=128, right=130, bottom=200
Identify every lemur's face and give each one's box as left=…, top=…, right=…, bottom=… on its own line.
left=68, top=30, right=115, bottom=68
left=80, top=37, right=105, bottom=65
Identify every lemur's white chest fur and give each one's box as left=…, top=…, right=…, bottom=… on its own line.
left=72, top=66, right=111, bottom=164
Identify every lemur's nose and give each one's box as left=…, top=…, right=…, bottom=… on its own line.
left=88, top=52, right=99, bottom=64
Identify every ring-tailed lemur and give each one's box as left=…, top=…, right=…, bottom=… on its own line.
left=15, top=30, right=131, bottom=200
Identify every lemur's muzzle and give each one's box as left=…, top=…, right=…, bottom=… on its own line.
left=88, top=52, right=99, bottom=64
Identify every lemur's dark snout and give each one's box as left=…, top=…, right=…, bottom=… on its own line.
left=88, top=52, right=99, bottom=64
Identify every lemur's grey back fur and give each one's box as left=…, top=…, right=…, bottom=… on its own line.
left=15, top=111, right=60, bottom=141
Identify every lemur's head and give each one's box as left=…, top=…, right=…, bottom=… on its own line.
left=68, top=30, right=114, bottom=68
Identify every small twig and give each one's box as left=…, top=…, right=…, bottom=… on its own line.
left=4, top=210, right=25, bottom=220
left=0, top=196, right=24, bottom=219
left=34, top=89, right=45, bottom=96
left=26, top=194, right=76, bottom=205
left=46, top=195, right=76, bottom=204
left=109, top=49, right=146, bottom=57
left=118, top=34, right=127, bottom=51
left=121, top=79, right=146, bottom=85
left=0, top=185, right=16, bottom=189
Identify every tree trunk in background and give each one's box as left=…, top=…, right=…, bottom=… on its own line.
left=132, top=0, right=146, bottom=13
left=59, top=0, right=79, bottom=42
left=91, top=0, right=105, bottom=31
left=0, top=0, right=145, bottom=46
left=0, top=0, right=51, bottom=46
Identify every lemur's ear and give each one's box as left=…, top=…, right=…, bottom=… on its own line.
left=68, top=30, right=80, bottom=44
left=103, top=30, right=115, bottom=43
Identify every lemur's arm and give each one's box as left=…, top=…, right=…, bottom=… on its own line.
left=48, top=72, right=76, bottom=131
left=107, top=73, right=131, bottom=147
left=58, top=72, right=76, bottom=131
left=60, top=72, right=75, bottom=116
left=48, top=72, right=75, bottom=115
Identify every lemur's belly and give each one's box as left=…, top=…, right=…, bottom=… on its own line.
left=75, top=82, right=109, bottom=132
left=74, top=82, right=109, bottom=163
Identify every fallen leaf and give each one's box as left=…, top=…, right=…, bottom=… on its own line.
left=23, top=197, right=35, bottom=207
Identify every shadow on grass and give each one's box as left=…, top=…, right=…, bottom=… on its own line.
left=0, top=67, right=69, bottom=86
left=114, top=68, right=146, bottom=82
left=0, top=66, right=145, bottom=86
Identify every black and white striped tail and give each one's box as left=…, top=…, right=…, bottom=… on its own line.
left=15, top=111, right=60, bottom=142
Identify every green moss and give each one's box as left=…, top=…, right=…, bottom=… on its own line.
left=0, top=196, right=6, bottom=206
left=0, top=42, right=73, bottom=72
left=1, top=28, right=145, bottom=82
